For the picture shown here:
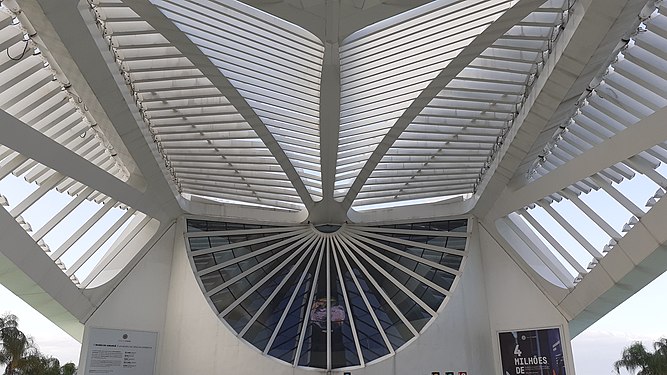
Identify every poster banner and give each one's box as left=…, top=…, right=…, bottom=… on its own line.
left=84, top=327, right=157, bottom=375
left=498, top=327, right=566, bottom=375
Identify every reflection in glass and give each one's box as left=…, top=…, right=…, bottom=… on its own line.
left=339, top=251, right=390, bottom=363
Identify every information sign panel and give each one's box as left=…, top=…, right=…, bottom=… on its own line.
left=84, top=327, right=157, bottom=375
left=498, top=327, right=566, bottom=375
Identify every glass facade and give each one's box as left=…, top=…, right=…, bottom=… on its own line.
left=185, top=218, right=468, bottom=370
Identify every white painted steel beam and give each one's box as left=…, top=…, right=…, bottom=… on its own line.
left=537, top=201, right=604, bottom=259
left=0, top=109, right=167, bottom=219
left=24, top=0, right=182, bottom=218
left=0, top=201, right=92, bottom=339
left=475, top=0, right=649, bottom=219
left=341, top=0, right=546, bottom=211
left=122, top=0, right=316, bottom=210
left=237, top=0, right=432, bottom=42
left=564, top=188, right=667, bottom=335
left=493, top=105, right=667, bottom=218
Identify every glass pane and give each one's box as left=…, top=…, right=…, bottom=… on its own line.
left=358, top=256, right=431, bottom=332
left=244, top=254, right=312, bottom=351
left=268, top=250, right=320, bottom=364
left=298, top=251, right=328, bottom=368
left=188, top=237, right=210, bottom=250
left=365, top=250, right=445, bottom=313
left=331, top=252, right=360, bottom=368
left=339, top=253, right=390, bottom=363
left=344, top=253, right=413, bottom=350
left=189, top=219, right=467, bottom=368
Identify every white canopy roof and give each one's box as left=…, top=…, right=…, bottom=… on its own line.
left=1, top=0, right=666, bottom=345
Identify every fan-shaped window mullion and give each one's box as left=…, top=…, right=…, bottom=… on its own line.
left=266, top=242, right=322, bottom=362
left=334, top=237, right=394, bottom=357
left=185, top=219, right=468, bottom=369
left=332, top=239, right=366, bottom=367
left=337, top=234, right=419, bottom=337
left=239, top=237, right=319, bottom=338
left=219, top=232, right=315, bottom=319
left=294, top=247, right=326, bottom=367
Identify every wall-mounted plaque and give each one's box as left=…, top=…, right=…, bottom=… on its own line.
left=498, top=327, right=566, bottom=375
left=84, top=327, right=157, bottom=375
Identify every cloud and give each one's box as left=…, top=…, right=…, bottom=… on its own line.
left=33, top=337, right=81, bottom=364
left=572, top=329, right=665, bottom=375
left=0, top=286, right=81, bottom=364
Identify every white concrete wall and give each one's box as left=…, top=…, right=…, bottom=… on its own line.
left=156, top=218, right=311, bottom=375
left=78, top=217, right=576, bottom=375
left=479, top=223, right=576, bottom=375
left=77, top=222, right=176, bottom=373
left=356, top=219, right=495, bottom=375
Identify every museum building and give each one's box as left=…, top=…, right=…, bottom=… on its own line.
left=0, top=0, right=666, bottom=374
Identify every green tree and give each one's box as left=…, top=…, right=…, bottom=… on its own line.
left=615, top=338, right=667, bottom=375
left=0, top=314, right=37, bottom=375
left=21, top=354, right=61, bottom=375
left=0, top=313, right=77, bottom=375
left=60, top=362, right=76, bottom=375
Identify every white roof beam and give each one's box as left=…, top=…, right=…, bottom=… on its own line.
left=80, top=214, right=154, bottom=289
left=357, top=183, right=475, bottom=200
left=354, top=189, right=473, bottom=207
left=561, top=190, right=622, bottom=240
left=362, top=175, right=481, bottom=189
left=536, top=200, right=604, bottom=259
left=66, top=208, right=136, bottom=277
left=0, top=205, right=90, bottom=339
left=124, top=0, right=314, bottom=211
left=31, top=187, right=95, bottom=242
left=503, top=214, right=576, bottom=286
left=182, top=187, right=303, bottom=209
left=179, top=181, right=300, bottom=200
left=319, top=0, right=341, bottom=208
left=23, top=0, right=184, bottom=216
left=237, top=0, right=432, bottom=42
left=49, top=199, right=118, bottom=261
left=176, top=173, right=296, bottom=189
left=341, top=0, right=545, bottom=212
left=0, top=109, right=167, bottom=219
left=493, top=104, right=667, bottom=218
left=8, top=172, right=65, bottom=218
left=475, top=0, right=650, bottom=218
left=517, top=208, right=588, bottom=275
left=565, top=183, right=667, bottom=335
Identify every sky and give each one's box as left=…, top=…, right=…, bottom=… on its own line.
left=0, top=285, right=80, bottom=365
left=2, top=269, right=666, bottom=373
left=571, top=270, right=667, bottom=375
